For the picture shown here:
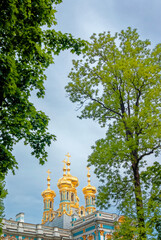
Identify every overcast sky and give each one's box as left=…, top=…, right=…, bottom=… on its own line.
left=4, top=0, right=161, bottom=224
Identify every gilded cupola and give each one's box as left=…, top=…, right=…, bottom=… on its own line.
left=57, top=153, right=79, bottom=217
left=82, top=167, right=97, bottom=215
left=41, top=170, right=56, bottom=224
left=65, top=154, right=79, bottom=188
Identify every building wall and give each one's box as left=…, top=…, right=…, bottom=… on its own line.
left=2, top=211, right=118, bottom=240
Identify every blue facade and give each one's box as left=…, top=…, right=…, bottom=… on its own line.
left=85, top=226, right=95, bottom=232
left=103, top=225, right=114, bottom=230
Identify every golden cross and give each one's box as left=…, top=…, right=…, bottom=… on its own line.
left=62, top=159, right=67, bottom=164
left=87, top=167, right=90, bottom=172
left=66, top=153, right=71, bottom=166
left=47, top=169, right=51, bottom=177
left=66, top=152, right=71, bottom=160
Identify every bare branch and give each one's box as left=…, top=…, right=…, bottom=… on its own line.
left=138, top=144, right=161, bottom=161
left=87, top=94, right=123, bottom=117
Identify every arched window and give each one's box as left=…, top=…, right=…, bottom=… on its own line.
left=71, top=193, right=74, bottom=201
left=92, top=197, right=95, bottom=205
left=86, top=198, right=88, bottom=206
left=50, top=201, right=52, bottom=209
left=67, top=191, right=69, bottom=200
left=81, top=210, right=83, bottom=215
left=60, top=192, right=63, bottom=201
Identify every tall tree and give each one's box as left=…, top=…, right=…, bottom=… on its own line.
left=66, top=28, right=161, bottom=239
left=0, top=0, right=86, bottom=229
left=0, top=180, right=7, bottom=234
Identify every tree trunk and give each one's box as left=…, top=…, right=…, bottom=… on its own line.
left=132, top=162, right=147, bottom=240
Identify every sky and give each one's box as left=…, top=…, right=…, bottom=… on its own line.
left=4, top=0, right=161, bottom=224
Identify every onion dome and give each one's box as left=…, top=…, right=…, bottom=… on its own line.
left=57, top=159, right=73, bottom=189
left=65, top=153, right=79, bottom=188
left=57, top=153, right=80, bottom=217
left=41, top=170, right=56, bottom=224
left=82, top=167, right=97, bottom=215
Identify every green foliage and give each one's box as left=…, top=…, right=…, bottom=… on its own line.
left=0, top=0, right=86, bottom=225
left=141, top=162, right=161, bottom=238
left=112, top=217, right=138, bottom=240
left=0, top=178, right=7, bottom=235
left=0, top=0, right=86, bottom=176
left=66, top=28, right=161, bottom=239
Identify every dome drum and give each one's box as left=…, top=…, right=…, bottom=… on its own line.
left=59, top=190, right=77, bottom=203
left=43, top=199, right=53, bottom=210
left=60, top=191, right=70, bottom=203
left=85, top=196, right=95, bottom=208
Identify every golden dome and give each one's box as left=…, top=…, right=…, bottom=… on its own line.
left=57, top=153, right=79, bottom=189
left=65, top=174, right=79, bottom=188
left=82, top=167, right=96, bottom=195
left=57, top=153, right=80, bottom=216
left=57, top=177, right=73, bottom=189
left=41, top=170, right=56, bottom=198
left=82, top=167, right=97, bottom=215
left=65, top=153, right=79, bottom=187
left=41, top=170, right=56, bottom=224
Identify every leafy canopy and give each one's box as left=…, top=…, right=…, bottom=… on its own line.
left=0, top=0, right=86, bottom=178
left=0, top=0, right=86, bottom=229
left=66, top=28, right=161, bottom=238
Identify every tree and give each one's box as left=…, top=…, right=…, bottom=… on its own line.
left=0, top=0, right=86, bottom=229
left=0, top=180, right=7, bottom=234
left=112, top=216, right=137, bottom=240
left=66, top=28, right=161, bottom=239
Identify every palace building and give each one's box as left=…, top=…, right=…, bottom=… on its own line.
left=2, top=153, right=120, bottom=240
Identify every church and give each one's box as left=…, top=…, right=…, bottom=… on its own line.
left=2, top=153, right=121, bottom=240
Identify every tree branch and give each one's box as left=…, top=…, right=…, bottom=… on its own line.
left=138, top=144, right=161, bottom=161
left=87, top=93, right=123, bottom=117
